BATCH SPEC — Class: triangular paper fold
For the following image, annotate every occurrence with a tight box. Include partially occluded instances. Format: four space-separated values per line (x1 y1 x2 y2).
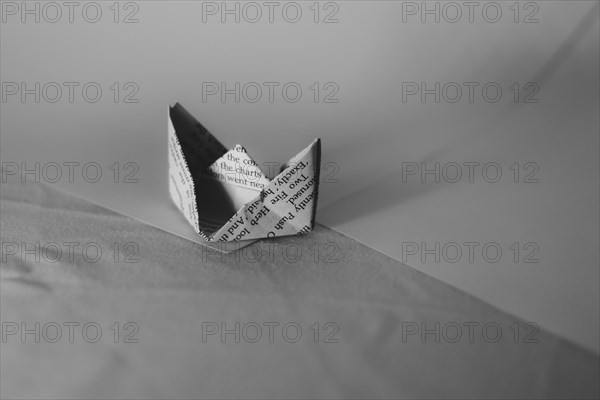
168 103 321 242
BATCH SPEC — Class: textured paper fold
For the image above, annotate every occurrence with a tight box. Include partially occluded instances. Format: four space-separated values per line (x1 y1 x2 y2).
168 103 321 242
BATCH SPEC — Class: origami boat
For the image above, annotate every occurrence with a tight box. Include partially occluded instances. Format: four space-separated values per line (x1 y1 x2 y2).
168 103 321 242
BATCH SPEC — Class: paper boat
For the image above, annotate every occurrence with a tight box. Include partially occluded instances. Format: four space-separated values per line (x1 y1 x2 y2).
168 103 321 242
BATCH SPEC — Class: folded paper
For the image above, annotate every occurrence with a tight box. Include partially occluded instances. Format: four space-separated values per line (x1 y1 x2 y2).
168 103 321 242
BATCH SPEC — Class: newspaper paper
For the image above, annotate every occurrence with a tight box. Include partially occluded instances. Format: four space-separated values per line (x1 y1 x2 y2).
168 103 321 246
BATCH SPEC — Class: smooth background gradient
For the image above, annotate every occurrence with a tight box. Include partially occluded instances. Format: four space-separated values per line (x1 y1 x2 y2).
1 1 599 352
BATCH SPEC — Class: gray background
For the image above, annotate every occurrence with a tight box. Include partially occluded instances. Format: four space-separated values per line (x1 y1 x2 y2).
1 0 599 354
